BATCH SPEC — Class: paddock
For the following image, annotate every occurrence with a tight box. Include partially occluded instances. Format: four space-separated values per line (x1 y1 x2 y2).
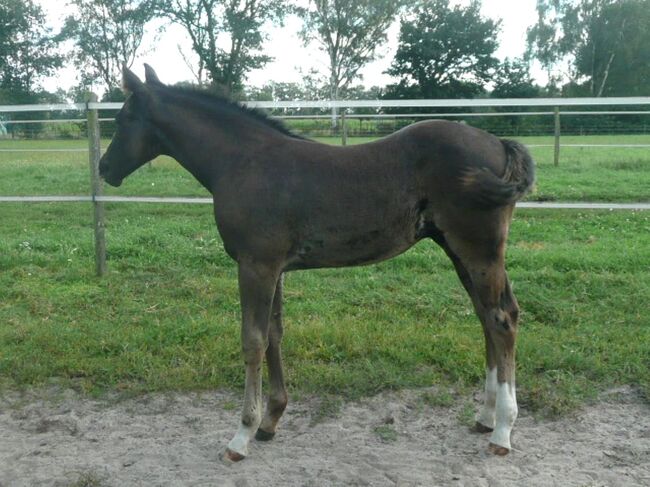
0 99 649 484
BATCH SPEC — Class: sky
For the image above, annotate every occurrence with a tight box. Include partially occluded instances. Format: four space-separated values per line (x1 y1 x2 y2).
38 0 544 95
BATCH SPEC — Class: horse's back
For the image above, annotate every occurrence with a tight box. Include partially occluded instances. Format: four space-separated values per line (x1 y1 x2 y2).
213 120 533 268
395 120 507 177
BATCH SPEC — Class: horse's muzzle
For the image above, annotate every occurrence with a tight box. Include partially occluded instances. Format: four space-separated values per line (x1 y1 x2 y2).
99 160 122 187
102 173 123 187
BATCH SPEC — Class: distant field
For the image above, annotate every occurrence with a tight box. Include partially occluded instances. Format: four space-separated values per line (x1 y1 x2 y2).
0 134 648 416
1 134 649 202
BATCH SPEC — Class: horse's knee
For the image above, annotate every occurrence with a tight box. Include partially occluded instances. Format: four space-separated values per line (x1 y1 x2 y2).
241 333 267 364
269 316 284 343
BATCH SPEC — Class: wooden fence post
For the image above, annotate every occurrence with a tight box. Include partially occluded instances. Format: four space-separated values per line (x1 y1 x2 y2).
341 109 348 146
86 93 107 276
554 106 561 166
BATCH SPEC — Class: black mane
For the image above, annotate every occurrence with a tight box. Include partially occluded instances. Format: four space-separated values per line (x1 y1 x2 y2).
160 84 305 140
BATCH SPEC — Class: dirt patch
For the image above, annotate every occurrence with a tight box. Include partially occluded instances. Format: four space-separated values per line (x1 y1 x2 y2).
1 386 648 486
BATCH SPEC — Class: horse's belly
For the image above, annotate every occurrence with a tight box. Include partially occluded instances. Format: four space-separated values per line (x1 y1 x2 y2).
288 227 417 270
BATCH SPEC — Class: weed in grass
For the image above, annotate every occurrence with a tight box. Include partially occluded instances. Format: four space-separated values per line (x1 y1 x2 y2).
421 390 455 408
66 471 107 487
310 395 344 426
373 424 398 442
457 401 476 427
222 400 238 411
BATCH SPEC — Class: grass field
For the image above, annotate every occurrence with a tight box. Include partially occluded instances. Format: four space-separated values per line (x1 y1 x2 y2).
0 134 649 416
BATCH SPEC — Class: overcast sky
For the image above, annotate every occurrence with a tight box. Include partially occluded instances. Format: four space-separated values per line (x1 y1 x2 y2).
38 0 544 94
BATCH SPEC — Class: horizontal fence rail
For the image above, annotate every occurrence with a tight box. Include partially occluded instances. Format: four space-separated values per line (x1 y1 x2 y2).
1 96 648 275
1 195 648 210
2 97 650 113
4 110 650 123
5 144 650 152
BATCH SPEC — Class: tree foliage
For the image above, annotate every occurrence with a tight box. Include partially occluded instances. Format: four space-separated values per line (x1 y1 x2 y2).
527 0 650 96
299 0 408 102
156 0 288 95
0 0 62 103
491 58 539 99
60 0 155 95
385 0 500 99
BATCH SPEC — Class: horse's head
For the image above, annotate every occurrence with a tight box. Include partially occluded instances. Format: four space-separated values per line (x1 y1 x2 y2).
99 65 164 187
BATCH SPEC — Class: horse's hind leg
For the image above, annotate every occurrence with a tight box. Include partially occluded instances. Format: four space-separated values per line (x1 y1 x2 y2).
442 230 519 454
476 269 518 455
435 236 498 434
225 261 280 462
256 274 288 441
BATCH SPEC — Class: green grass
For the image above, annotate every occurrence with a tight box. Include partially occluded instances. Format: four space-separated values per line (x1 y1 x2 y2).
0 135 649 417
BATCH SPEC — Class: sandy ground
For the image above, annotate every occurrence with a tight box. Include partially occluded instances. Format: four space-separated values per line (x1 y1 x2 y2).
0 385 648 487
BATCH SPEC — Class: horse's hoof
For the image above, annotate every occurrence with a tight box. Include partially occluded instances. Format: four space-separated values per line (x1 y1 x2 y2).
488 442 510 456
223 448 246 463
472 421 494 433
255 428 276 442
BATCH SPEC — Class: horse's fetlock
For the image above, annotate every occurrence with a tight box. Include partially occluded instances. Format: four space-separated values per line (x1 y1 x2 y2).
269 392 288 416
242 405 262 427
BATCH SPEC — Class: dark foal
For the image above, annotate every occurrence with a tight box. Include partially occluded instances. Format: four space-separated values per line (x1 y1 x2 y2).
99 65 535 461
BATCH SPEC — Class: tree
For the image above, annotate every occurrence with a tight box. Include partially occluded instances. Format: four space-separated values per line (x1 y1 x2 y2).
385 0 500 99
527 0 650 96
489 58 541 137
60 0 155 96
299 0 408 125
0 0 62 104
156 0 288 96
491 58 539 99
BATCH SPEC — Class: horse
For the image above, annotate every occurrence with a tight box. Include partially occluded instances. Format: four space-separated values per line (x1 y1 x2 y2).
99 65 535 462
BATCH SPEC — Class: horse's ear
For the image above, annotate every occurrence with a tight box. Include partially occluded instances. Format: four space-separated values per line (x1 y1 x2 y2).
144 63 162 85
122 65 146 96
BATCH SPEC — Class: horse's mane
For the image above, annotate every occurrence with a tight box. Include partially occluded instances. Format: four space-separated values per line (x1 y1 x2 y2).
160 84 306 140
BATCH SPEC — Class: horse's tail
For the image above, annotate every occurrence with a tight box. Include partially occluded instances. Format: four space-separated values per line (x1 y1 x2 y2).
460 139 535 208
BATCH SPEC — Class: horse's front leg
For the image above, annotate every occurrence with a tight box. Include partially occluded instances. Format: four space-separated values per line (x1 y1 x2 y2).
256 274 288 441
224 261 280 462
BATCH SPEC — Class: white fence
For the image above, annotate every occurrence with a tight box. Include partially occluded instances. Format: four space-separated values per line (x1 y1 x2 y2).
1 97 649 275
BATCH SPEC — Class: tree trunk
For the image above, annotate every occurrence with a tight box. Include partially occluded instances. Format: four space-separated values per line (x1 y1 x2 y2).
596 52 615 97
330 75 339 129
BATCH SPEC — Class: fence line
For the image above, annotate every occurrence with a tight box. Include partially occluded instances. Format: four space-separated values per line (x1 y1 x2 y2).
247 97 650 109
2 96 650 114
0 148 89 152
2 96 649 275
4 111 650 124
7 96 650 112
1 195 648 210
4 144 650 153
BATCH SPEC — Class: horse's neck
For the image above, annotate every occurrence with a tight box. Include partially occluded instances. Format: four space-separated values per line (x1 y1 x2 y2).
158 103 274 193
